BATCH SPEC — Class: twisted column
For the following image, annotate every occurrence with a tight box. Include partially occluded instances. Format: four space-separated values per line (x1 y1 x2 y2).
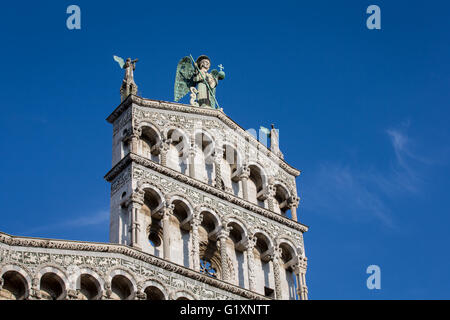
245 236 257 292
162 202 174 261
218 227 231 282
270 248 283 300
214 147 224 189
190 213 203 272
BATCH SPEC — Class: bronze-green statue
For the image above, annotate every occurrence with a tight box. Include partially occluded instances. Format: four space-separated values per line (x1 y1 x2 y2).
174 55 225 109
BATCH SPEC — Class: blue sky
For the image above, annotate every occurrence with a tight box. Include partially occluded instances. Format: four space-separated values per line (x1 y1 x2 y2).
0 1 449 299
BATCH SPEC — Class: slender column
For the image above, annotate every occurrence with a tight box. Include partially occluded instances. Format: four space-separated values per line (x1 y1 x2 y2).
128 125 142 155
245 236 257 292
188 145 196 178
239 165 250 201
266 184 276 212
162 202 174 261
214 147 224 189
293 257 308 300
190 213 203 272
288 196 300 222
218 227 231 282
159 139 171 166
130 134 140 154
271 248 283 300
126 191 144 249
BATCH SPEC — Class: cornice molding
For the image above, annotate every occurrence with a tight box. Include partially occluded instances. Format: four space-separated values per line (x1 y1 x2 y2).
0 232 268 300
104 153 309 233
106 95 301 177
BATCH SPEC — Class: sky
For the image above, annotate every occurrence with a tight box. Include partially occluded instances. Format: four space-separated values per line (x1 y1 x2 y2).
0 0 449 299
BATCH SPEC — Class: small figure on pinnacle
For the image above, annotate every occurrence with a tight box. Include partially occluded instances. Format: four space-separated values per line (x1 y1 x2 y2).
114 56 139 102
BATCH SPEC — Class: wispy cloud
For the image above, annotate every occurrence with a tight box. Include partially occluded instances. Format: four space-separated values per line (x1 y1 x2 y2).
303 123 434 229
24 210 109 235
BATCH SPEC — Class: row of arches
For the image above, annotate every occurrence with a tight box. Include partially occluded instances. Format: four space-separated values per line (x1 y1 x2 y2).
123 123 297 218
122 183 303 299
0 265 193 300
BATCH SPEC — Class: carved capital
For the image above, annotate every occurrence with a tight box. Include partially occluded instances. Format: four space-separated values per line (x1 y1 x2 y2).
268 247 282 262
244 235 257 250
103 282 112 300
124 190 144 209
136 290 147 300
214 146 224 162
190 213 203 228
67 289 80 300
162 202 175 218
288 196 300 209
218 226 232 240
239 165 250 180
161 138 172 152
292 256 308 274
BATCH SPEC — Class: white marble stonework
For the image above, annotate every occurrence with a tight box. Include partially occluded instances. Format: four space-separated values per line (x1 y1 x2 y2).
0 94 309 300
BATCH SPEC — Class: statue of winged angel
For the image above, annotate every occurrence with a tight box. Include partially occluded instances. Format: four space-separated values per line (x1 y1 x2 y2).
114 55 139 102
174 55 225 109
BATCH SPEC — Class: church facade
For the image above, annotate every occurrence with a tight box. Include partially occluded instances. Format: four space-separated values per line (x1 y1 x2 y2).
0 65 309 300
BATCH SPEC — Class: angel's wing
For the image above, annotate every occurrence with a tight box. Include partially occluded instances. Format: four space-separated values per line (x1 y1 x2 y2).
113 55 125 69
174 56 195 102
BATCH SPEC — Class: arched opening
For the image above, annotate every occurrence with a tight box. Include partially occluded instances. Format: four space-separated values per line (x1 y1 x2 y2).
144 286 165 300
110 275 133 300
222 145 241 196
40 272 65 300
279 243 297 300
274 184 290 216
79 274 101 300
140 126 161 163
121 129 130 158
170 199 192 267
227 221 247 288
199 211 222 279
141 187 164 256
176 296 190 300
248 165 266 207
0 271 28 300
194 131 215 184
166 128 188 174
253 233 274 297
